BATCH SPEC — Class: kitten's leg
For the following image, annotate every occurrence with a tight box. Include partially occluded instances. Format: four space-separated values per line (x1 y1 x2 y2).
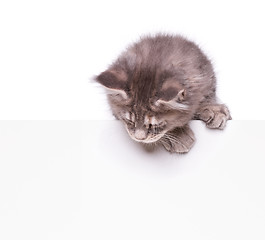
160 125 195 153
194 103 232 130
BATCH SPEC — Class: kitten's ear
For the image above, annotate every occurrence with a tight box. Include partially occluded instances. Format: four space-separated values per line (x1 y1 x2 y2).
155 79 188 110
155 89 188 110
95 69 128 99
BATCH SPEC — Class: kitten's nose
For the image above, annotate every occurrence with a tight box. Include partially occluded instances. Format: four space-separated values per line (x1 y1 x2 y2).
134 129 146 140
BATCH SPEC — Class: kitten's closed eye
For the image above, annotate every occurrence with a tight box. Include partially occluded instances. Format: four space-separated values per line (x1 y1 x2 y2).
123 112 135 125
125 119 135 128
147 122 166 134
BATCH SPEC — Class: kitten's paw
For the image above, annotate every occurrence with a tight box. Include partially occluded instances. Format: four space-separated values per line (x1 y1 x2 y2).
161 125 195 153
198 104 231 130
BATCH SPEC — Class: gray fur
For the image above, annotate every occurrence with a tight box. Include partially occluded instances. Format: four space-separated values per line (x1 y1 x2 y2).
95 34 231 153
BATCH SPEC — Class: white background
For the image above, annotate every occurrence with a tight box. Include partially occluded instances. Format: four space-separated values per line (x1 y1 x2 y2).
0 0 265 120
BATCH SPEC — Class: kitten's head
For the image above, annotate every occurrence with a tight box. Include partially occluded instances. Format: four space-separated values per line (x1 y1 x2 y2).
95 68 191 144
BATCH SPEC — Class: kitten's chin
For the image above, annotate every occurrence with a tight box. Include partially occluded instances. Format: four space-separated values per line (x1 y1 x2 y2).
139 136 163 144
126 130 164 144
131 136 163 144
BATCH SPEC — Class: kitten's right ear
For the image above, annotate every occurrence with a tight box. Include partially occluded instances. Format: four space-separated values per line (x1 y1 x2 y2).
95 70 128 99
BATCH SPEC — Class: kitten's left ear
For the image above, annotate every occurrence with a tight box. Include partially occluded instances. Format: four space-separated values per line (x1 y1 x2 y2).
95 69 128 99
155 89 188 110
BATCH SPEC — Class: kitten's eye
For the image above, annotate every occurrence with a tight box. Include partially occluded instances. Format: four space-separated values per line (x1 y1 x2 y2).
159 121 166 128
124 112 135 126
128 120 134 125
125 119 135 127
147 122 166 133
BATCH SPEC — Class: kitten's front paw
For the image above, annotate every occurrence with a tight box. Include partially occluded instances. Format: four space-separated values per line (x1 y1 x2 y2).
161 125 195 153
198 104 231 130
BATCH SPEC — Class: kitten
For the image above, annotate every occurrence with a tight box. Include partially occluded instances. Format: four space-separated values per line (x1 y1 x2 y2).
95 34 231 153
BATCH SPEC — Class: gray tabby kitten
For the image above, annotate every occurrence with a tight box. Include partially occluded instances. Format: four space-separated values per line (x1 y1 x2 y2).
95 34 231 153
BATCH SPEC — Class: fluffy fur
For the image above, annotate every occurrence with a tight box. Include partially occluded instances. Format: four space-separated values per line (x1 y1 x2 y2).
95 34 231 153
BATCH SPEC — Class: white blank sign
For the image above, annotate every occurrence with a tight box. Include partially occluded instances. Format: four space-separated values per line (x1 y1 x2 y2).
0 120 264 240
